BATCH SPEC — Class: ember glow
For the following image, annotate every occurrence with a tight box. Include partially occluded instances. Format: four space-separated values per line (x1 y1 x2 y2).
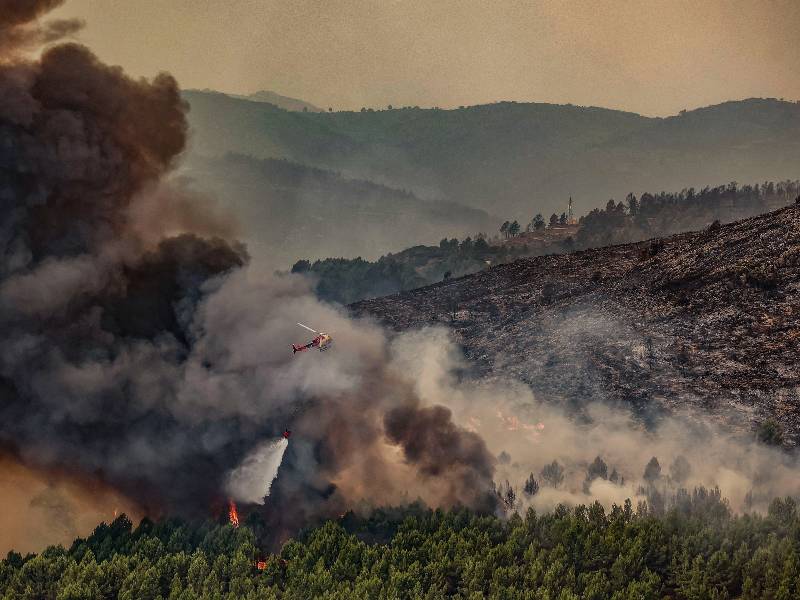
496 410 545 438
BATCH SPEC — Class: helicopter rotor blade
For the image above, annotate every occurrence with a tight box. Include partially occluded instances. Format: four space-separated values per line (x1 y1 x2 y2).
297 322 318 334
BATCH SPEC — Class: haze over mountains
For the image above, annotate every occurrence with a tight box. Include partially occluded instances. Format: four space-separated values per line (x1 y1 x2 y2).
183 90 800 253
183 153 492 267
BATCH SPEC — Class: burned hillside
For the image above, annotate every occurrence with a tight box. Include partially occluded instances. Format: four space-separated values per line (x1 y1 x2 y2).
352 204 800 445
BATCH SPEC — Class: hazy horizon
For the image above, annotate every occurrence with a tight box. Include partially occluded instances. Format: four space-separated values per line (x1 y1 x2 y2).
52 0 800 117
192 87 796 117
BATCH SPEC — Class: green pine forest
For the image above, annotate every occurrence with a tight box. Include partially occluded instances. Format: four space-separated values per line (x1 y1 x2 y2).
3 490 799 599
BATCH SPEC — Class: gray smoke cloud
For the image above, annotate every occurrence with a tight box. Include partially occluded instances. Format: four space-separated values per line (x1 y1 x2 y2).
182 267 497 532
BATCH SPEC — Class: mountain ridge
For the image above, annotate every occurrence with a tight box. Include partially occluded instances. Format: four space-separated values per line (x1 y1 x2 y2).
188 88 323 112
182 90 800 218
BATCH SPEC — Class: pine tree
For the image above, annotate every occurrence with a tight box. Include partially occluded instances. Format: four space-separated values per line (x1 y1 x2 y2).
587 456 608 481
643 457 661 483
523 474 540 497
669 455 691 485
541 461 565 488
187 552 209 594
168 573 184 600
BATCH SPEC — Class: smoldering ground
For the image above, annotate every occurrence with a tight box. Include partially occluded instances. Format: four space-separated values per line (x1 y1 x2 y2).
390 328 800 516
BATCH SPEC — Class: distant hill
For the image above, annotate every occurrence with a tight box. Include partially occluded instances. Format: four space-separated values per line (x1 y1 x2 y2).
234 89 323 112
181 153 495 268
188 89 322 112
182 91 800 218
353 204 800 445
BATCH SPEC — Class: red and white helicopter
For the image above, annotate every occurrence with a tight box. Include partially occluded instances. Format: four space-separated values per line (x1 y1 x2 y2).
292 323 333 354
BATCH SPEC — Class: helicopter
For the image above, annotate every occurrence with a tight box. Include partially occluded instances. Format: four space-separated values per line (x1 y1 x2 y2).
292 323 333 354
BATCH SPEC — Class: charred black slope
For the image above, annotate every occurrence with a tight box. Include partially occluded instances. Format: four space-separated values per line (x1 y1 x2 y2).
353 205 800 444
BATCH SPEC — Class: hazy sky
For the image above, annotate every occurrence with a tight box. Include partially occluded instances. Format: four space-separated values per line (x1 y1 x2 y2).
52 0 800 116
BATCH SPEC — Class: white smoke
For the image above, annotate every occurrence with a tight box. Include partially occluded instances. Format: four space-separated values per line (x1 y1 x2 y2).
387 327 800 515
225 437 289 504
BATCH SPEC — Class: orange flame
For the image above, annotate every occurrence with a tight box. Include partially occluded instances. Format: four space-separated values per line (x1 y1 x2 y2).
228 499 240 528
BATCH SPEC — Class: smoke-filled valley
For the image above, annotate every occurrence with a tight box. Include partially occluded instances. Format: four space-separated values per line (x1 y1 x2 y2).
2 1 800 598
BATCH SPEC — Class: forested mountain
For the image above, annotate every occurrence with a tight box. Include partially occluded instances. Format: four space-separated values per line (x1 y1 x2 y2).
289 237 518 305
183 90 800 218
181 153 494 267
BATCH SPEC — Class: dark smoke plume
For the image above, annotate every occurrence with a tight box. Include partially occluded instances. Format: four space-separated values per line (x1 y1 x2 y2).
0 0 247 515
0 0 82 55
385 404 495 509
0 0 497 544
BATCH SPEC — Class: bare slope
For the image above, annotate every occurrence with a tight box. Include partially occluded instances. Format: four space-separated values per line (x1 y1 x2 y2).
352 205 800 444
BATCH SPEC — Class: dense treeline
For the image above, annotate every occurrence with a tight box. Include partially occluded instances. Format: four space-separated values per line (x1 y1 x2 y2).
3 491 799 599
291 256 425 305
293 179 799 305
576 180 799 249
291 237 524 305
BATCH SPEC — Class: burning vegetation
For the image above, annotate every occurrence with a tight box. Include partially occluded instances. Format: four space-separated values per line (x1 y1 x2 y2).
0 0 499 548
228 499 240 529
